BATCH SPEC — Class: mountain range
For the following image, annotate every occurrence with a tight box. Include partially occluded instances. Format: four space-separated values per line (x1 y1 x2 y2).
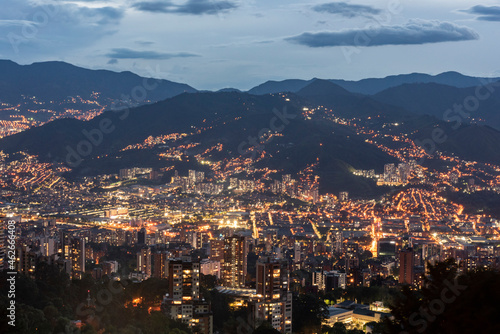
0 60 196 104
248 72 500 96
1 60 500 196
2 60 499 103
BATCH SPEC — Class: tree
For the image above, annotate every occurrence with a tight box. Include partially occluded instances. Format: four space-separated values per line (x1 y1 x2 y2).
206 289 231 332
379 259 500 334
253 321 281 334
293 293 328 334
323 322 347 334
347 329 364 334
200 273 217 290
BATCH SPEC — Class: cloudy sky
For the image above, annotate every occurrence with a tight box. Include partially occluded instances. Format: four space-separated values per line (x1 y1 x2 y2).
0 0 499 90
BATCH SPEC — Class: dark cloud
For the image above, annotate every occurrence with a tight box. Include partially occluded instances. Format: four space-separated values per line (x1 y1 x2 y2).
107 58 118 64
285 20 479 47
0 0 125 56
106 48 199 59
462 5 500 21
132 0 238 15
0 1 124 26
133 1 170 13
80 6 124 24
313 2 381 18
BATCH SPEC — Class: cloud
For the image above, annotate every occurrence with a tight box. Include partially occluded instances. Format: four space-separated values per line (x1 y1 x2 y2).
0 20 38 27
313 2 381 18
107 58 118 64
0 1 125 55
80 6 124 24
462 5 500 22
285 20 479 47
132 1 171 13
132 0 238 15
135 40 155 46
106 48 199 59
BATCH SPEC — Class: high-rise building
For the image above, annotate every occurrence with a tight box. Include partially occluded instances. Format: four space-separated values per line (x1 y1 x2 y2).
253 257 292 334
102 261 119 276
312 270 325 290
164 259 213 334
209 239 224 263
137 246 152 277
332 231 343 253
59 231 85 278
16 245 38 278
339 191 349 202
378 238 397 258
189 170 197 184
71 237 86 278
60 230 72 259
324 270 347 291
196 171 205 183
192 232 208 250
256 259 283 300
399 248 414 285
398 163 411 183
40 237 56 257
153 251 168 278
345 242 359 272
200 259 221 279
222 235 248 288
137 227 146 245
167 259 200 302
384 163 396 182
293 242 301 265
119 168 134 179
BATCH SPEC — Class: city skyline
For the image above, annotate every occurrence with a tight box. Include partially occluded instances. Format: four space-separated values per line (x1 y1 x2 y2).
1 1 500 333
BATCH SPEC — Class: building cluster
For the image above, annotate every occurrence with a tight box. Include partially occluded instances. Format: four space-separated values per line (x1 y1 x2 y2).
3 191 500 333
377 162 416 186
270 174 320 203
2 131 500 334
162 259 213 334
119 167 155 180
168 170 320 201
133 232 293 334
229 177 256 193
2 217 91 279
352 169 376 179
0 93 111 138
172 170 226 195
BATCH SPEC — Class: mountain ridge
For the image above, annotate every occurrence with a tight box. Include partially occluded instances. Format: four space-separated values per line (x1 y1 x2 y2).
0 59 197 104
373 81 500 130
247 72 500 96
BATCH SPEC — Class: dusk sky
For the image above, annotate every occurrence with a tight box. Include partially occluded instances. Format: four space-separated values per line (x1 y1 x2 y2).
1 0 499 90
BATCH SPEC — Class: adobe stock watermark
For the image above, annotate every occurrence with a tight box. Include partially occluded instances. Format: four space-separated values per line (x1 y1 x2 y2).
415 74 500 165
400 276 467 334
237 107 297 159
65 66 165 168
6 219 18 327
7 4 59 54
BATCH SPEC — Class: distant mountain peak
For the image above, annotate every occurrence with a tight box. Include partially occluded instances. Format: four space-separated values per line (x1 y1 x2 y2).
297 79 351 96
247 79 314 95
217 88 242 93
